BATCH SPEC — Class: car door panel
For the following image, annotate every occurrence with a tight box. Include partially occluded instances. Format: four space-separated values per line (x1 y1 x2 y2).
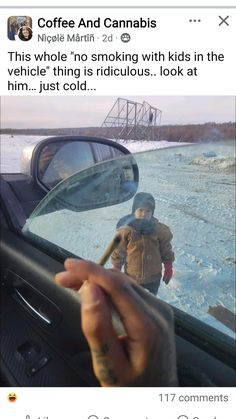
176 335 236 387
1 174 46 222
0 227 99 387
1 292 92 387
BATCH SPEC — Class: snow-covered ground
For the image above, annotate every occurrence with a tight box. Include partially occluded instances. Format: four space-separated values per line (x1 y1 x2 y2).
0 135 44 173
0 135 188 173
1 135 235 338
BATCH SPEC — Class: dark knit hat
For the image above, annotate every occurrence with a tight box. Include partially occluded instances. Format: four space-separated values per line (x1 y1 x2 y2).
132 192 155 214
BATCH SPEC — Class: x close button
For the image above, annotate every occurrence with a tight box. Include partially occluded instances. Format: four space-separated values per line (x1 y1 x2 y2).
219 16 229 26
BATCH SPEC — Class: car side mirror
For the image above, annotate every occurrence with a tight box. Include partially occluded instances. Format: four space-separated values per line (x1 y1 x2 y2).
26 154 139 217
21 136 138 192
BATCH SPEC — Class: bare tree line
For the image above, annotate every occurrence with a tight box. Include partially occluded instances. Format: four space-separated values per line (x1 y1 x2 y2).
1 122 235 142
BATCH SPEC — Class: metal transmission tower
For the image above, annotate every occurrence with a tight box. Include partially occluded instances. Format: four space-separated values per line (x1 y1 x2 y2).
101 98 162 141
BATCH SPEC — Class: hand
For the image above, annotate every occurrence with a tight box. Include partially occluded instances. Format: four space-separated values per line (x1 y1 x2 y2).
55 259 178 387
163 261 173 284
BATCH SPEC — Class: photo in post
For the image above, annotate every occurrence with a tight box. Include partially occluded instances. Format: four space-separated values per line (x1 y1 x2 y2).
1 95 235 389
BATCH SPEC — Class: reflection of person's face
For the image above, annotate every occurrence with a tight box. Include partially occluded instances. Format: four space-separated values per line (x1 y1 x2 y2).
22 27 30 39
39 146 56 176
134 207 152 220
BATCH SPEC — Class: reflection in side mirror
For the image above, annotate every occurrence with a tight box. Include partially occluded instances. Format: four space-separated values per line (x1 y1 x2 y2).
28 155 139 218
33 136 133 191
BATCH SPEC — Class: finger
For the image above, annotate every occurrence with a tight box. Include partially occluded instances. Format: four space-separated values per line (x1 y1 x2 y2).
59 259 176 386
60 259 173 332
58 259 168 314
56 267 134 385
55 271 83 290
64 259 156 338
80 281 131 386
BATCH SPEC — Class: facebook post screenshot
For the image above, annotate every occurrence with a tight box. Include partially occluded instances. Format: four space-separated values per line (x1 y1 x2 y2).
0 0 235 418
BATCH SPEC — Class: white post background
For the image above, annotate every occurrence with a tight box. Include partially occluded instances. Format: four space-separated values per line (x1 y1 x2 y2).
1 8 235 96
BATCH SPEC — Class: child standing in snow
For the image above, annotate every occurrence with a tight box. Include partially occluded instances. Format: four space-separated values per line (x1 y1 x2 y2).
111 192 174 295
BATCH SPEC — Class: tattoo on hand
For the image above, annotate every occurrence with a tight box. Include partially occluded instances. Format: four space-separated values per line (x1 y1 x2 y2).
92 344 119 385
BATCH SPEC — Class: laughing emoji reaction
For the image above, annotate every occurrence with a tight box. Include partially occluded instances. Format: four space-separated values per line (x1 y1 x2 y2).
8 393 17 402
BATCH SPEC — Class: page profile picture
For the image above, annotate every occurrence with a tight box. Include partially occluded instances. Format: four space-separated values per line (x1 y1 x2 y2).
8 16 32 41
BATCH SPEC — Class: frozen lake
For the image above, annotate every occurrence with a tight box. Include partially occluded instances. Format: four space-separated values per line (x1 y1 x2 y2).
1 135 235 338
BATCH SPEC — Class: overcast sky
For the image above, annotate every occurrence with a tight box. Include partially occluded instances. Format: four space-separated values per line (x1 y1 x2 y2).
1 96 235 129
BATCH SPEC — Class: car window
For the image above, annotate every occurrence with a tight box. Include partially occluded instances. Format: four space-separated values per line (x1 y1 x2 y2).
23 143 236 339
92 142 124 161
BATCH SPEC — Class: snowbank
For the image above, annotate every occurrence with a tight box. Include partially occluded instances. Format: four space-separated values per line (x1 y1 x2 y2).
191 156 235 171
